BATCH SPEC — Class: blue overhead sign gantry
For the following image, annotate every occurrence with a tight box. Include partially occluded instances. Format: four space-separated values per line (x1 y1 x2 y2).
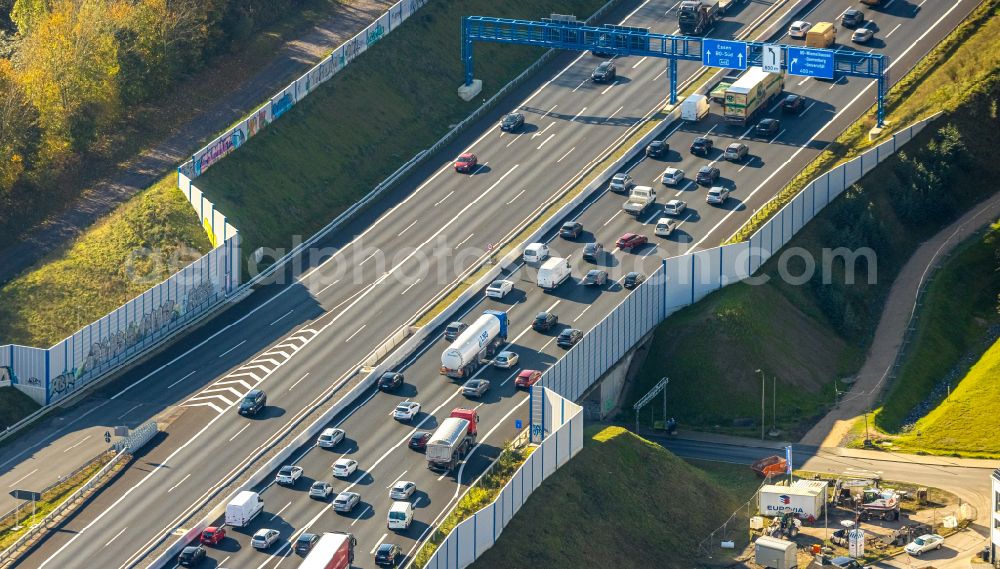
461 16 891 126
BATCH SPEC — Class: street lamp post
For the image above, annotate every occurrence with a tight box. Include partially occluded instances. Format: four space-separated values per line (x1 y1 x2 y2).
756 369 765 440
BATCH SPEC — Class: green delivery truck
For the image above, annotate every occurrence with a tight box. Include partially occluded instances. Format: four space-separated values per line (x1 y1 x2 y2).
723 67 785 126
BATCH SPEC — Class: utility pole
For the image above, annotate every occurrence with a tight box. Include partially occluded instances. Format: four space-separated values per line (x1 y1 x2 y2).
772 374 777 434
757 369 765 440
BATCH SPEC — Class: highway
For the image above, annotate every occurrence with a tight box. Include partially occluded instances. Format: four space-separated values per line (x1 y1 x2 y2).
18 0 983 567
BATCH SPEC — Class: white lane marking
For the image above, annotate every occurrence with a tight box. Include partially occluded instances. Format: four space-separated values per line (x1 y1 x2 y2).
220 557 231 567
577 306 592 320
883 0 895 7
505 133 523 148
104 527 127 548
601 81 618 95
603 209 623 227
345 325 367 343
184 401 224 414
652 67 667 81
270 501 291 521
433 190 454 207
797 76 809 87
228 424 251 442
738 156 757 172
437 471 448 482
360 251 378 265
537 133 555 150
200 386 243 399
531 122 553 139
801 101 816 116
604 105 624 123
632 56 647 69
400 278 421 295
8 468 38 487
470 161 489 175
570 107 588 122
218 340 246 358
288 372 310 391
768 97 784 113
499 369 521 387
642 207 661 225
456 233 474 248
317 279 340 294
675 180 694 197
350 505 371 526
571 78 588 92
829 76 844 90
557 147 576 163
166 371 196 389
63 436 92 453
396 219 419 237
770 129 786 143
386 471 408 489
545 104 558 116
370 533 388 555
166 473 190 494
916 0 929 8
541 338 556 351
506 189 526 204
116 404 141 420
269 309 293 326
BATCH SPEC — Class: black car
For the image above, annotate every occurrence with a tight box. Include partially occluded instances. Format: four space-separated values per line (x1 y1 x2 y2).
375 543 402 567
532 311 558 332
591 60 616 83
755 118 780 138
623 272 646 289
582 242 604 262
238 389 266 417
377 371 404 392
591 49 615 58
646 139 669 158
409 431 431 450
178 545 206 567
560 221 583 239
556 328 583 348
841 8 864 28
444 321 467 341
295 533 319 555
690 137 713 155
696 166 720 186
500 112 525 132
782 94 804 113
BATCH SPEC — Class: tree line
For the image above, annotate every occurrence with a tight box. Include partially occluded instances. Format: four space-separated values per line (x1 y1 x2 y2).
0 0 307 247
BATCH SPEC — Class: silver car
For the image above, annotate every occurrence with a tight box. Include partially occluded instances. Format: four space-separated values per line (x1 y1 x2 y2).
609 173 634 193
309 481 333 499
661 167 684 186
462 379 490 398
389 480 416 501
706 186 730 205
333 491 361 513
317 427 345 448
251 528 279 550
493 351 519 369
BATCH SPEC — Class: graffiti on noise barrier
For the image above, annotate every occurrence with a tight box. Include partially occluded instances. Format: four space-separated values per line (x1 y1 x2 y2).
366 22 385 48
193 127 247 177
0 366 41 390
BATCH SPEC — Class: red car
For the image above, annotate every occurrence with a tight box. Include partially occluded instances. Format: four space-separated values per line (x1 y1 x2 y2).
616 233 648 250
200 526 226 546
514 370 542 389
454 152 478 173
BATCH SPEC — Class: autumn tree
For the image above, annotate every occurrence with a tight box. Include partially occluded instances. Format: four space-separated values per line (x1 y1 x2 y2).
0 58 39 194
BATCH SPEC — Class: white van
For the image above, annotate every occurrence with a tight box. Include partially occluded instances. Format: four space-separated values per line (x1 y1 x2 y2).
680 93 710 122
387 501 413 530
536 257 571 290
225 490 264 527
523 243 549 264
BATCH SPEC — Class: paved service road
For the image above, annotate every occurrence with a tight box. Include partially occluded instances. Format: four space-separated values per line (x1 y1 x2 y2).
19 0 982 567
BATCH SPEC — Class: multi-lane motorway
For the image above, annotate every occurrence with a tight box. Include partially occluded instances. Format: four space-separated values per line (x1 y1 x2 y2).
18 0 982 567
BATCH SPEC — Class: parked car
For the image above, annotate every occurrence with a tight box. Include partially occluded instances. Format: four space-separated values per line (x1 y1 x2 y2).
788 20 812 39
706 186 731 205
309 481 333 499
557 328 583 348
841 8 864 28
444 322 467 341
646 139 668 157
493 350 519 369
462 379 491 398
374 543 403 567
560 221 583 239
251 528 280 550
238 389 266 417
393 401 421 422
582 269 608 286
485 279 514 299
317 427 345 448
500 112 524 132
332 458 359 478
609 173 634 193
515 369 542 389
623 272 646 289
390 481 416 501
616 232 648 251
333 491 361 514
905 534 945 556
782 93 805 113
591 60 616 82
662 199 687 216
661 167 684 186
275 465 303 486
829 556 873 569
696 165 720 186
532 311 558 331
294 533 319 555
582 242 604 262
178 545 206 567
724 142 749 162
852 27 874 43
408 431 431 451
200 526 225 546
454 152 477 173
377 371 403 392
690 137 713 155
755 118 780 138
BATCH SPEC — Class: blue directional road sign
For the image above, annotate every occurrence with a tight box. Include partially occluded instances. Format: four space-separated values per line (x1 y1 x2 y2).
515 419 523 429
702 39 748 71
787 46 835 79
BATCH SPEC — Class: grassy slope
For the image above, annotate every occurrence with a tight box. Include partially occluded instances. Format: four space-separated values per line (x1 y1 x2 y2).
195 0 608 259
876 227 1000 431
470 426 743 569
0 177 211 347
626 68 1000 438
0 387 40 428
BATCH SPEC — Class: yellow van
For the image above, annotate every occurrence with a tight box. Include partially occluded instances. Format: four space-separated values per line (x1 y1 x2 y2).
805 22 836 48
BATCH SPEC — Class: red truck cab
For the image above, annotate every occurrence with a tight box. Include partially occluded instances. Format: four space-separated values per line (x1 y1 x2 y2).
450 408 479 437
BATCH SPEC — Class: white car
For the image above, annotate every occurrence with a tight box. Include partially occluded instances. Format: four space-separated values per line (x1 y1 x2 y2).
706 186 730 205
654 218 678 237
275 465 303 485
389 480 416 500
309 480 333 499
393 401 421 422
788 20 812 39
333 491 361 513
662 199 687 216
905 534 944 556
493 350 519 369
852 27 874 43
251 528 280 550
661 167 684 186
332 458 358 478
317 427 345 448
485 279 514 299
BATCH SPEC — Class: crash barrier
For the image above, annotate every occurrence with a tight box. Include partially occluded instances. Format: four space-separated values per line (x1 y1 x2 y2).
416 388 583 569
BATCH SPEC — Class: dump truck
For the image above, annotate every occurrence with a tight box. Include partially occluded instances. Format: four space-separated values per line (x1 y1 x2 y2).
622 186 657 216
751 455 787 478
677 0 719 35
426 417 475 472
440 310 508 379
724 67 784 125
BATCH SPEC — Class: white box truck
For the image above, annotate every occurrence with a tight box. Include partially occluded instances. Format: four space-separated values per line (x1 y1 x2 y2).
225 490 264 527
680 93 710 121
536 257 571 290
724 67 784 125
754 536 797 569
759 483 825 521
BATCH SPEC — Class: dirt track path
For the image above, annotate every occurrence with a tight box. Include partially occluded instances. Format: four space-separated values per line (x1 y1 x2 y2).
800 191 1000 448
